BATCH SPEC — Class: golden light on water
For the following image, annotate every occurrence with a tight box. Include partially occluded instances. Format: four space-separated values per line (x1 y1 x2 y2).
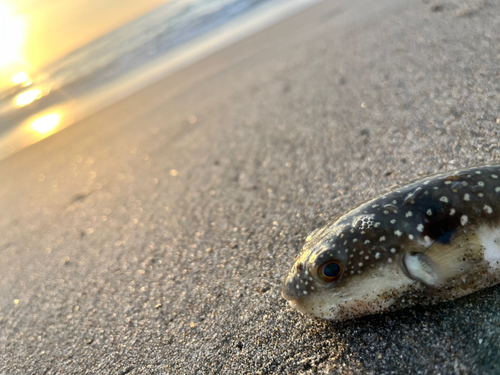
12 71 29 84
30 113 61 134
0 3 31 91
0 4 24 67
14 88 41 106
0 0 175 161
0 108 72 160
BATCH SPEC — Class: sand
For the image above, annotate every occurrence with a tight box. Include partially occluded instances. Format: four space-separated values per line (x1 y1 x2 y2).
1 0 500 373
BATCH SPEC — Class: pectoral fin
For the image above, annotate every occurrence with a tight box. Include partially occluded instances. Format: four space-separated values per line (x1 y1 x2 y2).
402 229 483 286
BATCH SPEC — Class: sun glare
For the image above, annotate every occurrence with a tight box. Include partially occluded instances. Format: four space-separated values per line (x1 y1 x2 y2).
0 4 24 67
30 113 61 134
15 88 41 106
12 71 29 84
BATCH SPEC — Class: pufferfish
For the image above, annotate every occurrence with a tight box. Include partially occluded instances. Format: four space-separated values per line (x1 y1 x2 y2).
282 165 500 321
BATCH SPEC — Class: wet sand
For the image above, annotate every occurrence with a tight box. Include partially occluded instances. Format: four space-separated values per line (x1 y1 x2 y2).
1 0 500 373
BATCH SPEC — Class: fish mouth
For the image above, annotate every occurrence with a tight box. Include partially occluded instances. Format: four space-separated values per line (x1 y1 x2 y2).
281 272 307 301
281 278 299 301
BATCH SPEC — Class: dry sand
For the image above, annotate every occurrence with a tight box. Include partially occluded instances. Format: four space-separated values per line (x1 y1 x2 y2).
1 0 500 373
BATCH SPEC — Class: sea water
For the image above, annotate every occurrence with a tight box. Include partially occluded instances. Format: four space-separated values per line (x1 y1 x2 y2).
0 0 318 159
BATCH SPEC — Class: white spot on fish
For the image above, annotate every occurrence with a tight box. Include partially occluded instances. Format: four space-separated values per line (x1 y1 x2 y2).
424 235 432 244
379 236 386 242
296 285 300 289
476 171 482 174
444 181 452 185
409 234 414 240
365 256 369 260
390 248 396 253
375 252 380 259
492 174 498 179
461 215 468 226
426 209 432 216
388 258 393 263
394 230 402 236
440 196 449 203
406 211 413 217
417 224 424 232
478 181 484 187
450 208 456 215
484 205 493 214
353 239 358 243
364 240 370 244
464 194 470 201
303 291 308 295
391 219 396 224
383 210 389 215
479 193 484 197
358 262 363 267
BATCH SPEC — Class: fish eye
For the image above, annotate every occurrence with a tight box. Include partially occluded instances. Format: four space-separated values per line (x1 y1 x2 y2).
318 260 343 282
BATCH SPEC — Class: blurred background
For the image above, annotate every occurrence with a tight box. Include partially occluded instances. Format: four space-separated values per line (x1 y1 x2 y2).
0 0 314 159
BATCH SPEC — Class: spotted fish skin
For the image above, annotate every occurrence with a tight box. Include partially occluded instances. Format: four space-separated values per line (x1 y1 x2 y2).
282 165 500 321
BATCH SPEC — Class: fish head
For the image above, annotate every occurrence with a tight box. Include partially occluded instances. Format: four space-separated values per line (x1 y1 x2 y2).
282 216 418 321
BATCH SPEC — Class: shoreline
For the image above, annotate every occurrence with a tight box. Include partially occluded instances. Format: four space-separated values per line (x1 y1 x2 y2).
0 0 319 161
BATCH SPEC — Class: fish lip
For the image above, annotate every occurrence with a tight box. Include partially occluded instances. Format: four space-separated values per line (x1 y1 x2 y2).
281 278 298 301
281 287 292 301
281 272 305 301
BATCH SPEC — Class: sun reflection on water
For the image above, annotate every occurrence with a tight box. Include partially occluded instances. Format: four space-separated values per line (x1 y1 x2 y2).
30 113 61 134
0 4 26 87
12 71 30 85
14 88 41 106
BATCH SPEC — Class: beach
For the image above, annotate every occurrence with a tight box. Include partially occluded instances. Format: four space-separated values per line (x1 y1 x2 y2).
1 0 500 373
